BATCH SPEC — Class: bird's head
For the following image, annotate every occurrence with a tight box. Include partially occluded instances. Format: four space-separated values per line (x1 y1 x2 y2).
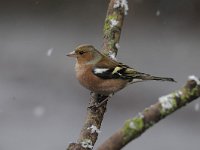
67 44 101 64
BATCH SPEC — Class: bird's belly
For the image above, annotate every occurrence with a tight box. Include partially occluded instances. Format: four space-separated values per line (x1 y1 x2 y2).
76 68 127 95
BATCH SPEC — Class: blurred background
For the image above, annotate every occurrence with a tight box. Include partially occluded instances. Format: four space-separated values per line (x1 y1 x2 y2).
0 0 200 150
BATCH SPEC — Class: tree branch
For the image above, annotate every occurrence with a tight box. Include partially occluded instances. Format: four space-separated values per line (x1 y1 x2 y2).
67 0 127 149
97 76 200 150
102 0 126 56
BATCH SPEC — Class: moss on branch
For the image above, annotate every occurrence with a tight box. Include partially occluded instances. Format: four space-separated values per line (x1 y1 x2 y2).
97 76 200 150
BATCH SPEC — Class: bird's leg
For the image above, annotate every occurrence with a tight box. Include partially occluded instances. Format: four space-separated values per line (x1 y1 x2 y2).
88 92 97 108
90 91 94 96
88 93 113 110
94 95 110 108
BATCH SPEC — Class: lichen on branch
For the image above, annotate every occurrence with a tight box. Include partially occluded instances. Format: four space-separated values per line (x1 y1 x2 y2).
102 0 128 57
97 76 200 150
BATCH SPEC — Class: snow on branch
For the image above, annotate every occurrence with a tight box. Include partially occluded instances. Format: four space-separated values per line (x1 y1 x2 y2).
97 76 200 150
113 0 129 15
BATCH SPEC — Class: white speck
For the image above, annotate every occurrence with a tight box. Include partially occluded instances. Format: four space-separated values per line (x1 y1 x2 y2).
81 139 93 149
159 94 174 111
109 52 117 60
188 75 200 85
138 112 144 118
150 105 154 108
110 19 119 28
121 0 129 15
87 125 101 134
94 68 109 74
175 90 183 97
115 43 120 49
33 106 45 117
46 48 54 56
178 90 183 95
194 103 199 112
113 0 129 15
113 0 120 8
156 10 160 16
129 121 136 129
131 79 143 83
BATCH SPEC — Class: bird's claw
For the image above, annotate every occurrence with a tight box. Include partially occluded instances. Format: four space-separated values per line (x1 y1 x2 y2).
88 93 113 110
88 98 109 110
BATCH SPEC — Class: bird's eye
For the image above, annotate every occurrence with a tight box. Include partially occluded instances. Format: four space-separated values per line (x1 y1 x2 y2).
79 51 85 55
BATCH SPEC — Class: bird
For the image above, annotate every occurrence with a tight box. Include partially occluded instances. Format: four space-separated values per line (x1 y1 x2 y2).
67 44 175 107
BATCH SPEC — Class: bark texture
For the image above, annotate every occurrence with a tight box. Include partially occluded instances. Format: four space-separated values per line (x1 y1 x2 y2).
97 77 200 150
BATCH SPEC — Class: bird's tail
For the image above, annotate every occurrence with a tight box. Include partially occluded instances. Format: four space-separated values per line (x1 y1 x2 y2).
130 72 176 83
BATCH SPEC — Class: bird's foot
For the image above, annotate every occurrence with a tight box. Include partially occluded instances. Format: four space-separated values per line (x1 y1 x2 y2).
88 93 113 110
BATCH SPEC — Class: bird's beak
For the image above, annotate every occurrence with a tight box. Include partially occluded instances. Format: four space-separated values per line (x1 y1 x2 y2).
66 51 76 57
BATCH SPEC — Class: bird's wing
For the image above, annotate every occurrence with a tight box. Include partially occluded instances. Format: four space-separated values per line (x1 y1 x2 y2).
92 62 139 81
92 54 176 83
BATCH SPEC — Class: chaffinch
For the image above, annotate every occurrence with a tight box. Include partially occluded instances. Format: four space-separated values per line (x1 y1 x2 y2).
67 44 175 96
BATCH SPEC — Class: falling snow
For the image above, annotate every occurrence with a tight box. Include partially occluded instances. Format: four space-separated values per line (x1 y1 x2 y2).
194 103 199 112
156 10 160 16
46 48 54 56
33 106 45 117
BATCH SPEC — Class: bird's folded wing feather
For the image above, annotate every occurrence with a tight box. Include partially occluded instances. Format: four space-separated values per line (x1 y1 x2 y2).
92 62 139 80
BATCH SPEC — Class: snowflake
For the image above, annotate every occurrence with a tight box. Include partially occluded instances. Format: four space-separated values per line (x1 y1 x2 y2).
194 103 199 112
33 106 45 118
156 10 160 16
46 48 54 56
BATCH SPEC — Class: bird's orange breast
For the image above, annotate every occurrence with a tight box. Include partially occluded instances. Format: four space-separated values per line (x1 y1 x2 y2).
75 63 128 95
